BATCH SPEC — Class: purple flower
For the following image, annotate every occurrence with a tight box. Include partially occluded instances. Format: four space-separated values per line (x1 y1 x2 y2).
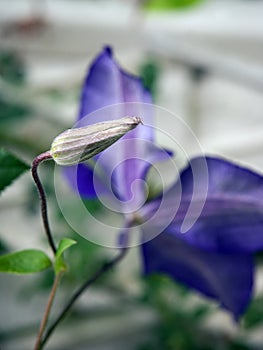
66 47 263 320
64 47 168 208
141 157 263 319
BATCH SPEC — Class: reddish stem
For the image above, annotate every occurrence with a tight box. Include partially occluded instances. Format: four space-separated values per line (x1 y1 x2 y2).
31 151 56 255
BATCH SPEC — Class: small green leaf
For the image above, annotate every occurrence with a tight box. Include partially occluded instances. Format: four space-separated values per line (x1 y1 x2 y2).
0 249 52 274
144 0 204 10
55 238 77 274
0 148 30 193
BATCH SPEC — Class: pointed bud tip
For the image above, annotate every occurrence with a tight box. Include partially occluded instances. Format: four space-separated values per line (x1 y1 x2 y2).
131 116 143 125
121 116 143 126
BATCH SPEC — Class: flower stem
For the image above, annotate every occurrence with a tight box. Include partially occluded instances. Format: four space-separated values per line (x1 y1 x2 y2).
40 247 128 349
34 272 62 350
31 151 57 255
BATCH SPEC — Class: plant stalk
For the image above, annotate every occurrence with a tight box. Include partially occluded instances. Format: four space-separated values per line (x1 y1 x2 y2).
31 151 56 254
40 248 128 349
34 272 62 350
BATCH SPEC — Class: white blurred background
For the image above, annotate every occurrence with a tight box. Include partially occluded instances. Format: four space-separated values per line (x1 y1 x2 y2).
0 1 263 349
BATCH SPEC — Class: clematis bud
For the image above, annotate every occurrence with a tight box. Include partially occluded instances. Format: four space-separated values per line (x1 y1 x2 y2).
50 116 142 166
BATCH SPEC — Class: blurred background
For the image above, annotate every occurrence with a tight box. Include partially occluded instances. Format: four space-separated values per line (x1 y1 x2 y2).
0 0 263 349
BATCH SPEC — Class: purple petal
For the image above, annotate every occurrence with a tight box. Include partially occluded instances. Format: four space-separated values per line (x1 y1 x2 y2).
142 231 253 319
100 139 172 210
66 47 169 203
180 156 263 198
78 47 152 127
173 201 263 253
63 163 108 198
141 156 263 253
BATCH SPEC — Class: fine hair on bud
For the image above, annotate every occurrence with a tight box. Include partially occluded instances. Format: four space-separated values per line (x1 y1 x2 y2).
50 116 142 166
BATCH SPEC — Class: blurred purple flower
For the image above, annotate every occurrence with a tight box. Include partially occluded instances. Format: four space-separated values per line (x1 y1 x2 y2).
64 46 168 208
141 157 263 319
65 47 263 320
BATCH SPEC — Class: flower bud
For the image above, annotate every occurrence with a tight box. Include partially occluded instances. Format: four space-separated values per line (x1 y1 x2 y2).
50 116 142 166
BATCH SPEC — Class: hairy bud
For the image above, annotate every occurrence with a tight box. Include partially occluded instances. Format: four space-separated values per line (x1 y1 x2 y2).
50 116 142 166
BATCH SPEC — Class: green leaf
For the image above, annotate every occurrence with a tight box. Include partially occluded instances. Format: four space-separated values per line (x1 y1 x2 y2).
0 249 52 274
144 0 204 10
0 50 26 84
0 148 30 193
139 60 160 100
0 97 30 125
243 295 263 329
55 238 77 274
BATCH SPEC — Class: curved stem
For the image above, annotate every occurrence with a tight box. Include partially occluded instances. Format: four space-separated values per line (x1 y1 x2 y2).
34 272 62 350
31 151 57 255
40 247 128 349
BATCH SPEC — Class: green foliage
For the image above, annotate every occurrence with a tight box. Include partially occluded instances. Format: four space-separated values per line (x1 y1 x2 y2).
0 239 9 254
142 274 209 349
82 198 103 215
144 0 205 10
139 60 160 100
242 295 263 329
141 274 254 350
0 50 30 127
0 249 52 274
60 232 107 286
0 50 25 85
0 148 30 193
54 238 77 274
30 233 107 295
0 97 30 125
